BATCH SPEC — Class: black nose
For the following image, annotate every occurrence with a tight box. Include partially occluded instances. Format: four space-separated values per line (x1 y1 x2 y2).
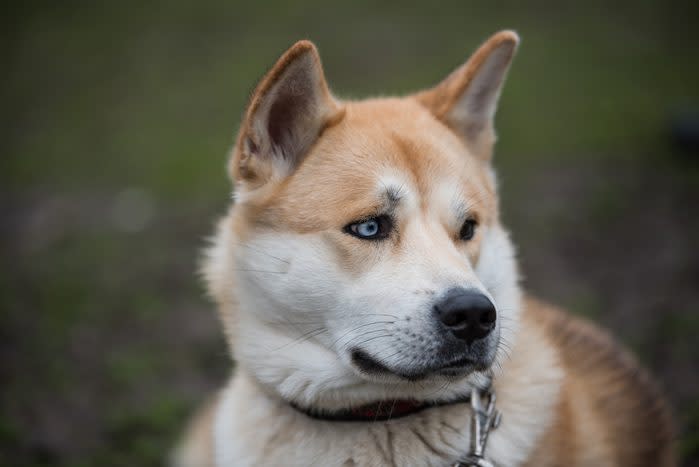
433 288 496 344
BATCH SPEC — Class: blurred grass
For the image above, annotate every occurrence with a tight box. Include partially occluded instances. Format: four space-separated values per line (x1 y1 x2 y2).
4 0 699 197
2 1 698 466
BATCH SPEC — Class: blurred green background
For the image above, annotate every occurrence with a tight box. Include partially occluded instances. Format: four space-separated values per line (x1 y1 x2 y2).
2 1 698 465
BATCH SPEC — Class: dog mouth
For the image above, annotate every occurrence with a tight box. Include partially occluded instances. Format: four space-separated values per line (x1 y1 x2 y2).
350 348 484 381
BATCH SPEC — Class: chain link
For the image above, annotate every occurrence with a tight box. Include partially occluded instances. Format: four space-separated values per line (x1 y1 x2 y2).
452 383 501 467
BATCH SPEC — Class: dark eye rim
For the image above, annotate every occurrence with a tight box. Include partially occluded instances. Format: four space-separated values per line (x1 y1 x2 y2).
344 215 393 240
459 218 478 241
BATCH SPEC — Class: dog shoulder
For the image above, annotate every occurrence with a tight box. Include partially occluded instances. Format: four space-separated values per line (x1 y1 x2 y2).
522 296 676 466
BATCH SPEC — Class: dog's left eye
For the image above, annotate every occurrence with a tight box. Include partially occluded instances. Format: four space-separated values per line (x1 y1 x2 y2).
460 219 478 241
345 216 392 240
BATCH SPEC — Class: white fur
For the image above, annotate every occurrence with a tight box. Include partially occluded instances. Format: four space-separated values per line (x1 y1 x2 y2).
223 179 520 402
204 205 559 465
212 303 562 466
199 149 554 465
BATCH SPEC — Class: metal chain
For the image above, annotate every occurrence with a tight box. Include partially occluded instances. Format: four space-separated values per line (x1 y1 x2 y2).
452 383 501 467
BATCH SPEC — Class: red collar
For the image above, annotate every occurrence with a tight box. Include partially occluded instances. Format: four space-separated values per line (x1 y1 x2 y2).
291 395 472 422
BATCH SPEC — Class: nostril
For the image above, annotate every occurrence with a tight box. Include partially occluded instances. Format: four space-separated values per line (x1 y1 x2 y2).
480 307 496 325
439 309 467 327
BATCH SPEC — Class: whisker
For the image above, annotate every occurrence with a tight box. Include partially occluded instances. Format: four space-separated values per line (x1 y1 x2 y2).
269 327 328 352
342 333 393 350
231 268 288 274
331 321 395 348
260 313 399 326
235 242 290 264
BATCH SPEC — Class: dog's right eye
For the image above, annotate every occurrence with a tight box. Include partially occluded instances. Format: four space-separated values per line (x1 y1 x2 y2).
344 215 392 240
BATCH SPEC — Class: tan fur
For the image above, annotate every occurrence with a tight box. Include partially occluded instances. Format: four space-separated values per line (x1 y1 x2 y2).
231 40 343 189
176 31 676 466
523 298 676 466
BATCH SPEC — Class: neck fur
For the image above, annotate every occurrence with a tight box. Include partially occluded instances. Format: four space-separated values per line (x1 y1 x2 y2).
214 310 563 467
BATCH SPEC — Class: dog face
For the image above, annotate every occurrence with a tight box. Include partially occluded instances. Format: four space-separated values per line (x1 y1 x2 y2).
205 32 521 409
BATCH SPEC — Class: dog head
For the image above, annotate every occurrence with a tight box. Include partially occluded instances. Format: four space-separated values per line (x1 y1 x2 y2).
204 31 521 410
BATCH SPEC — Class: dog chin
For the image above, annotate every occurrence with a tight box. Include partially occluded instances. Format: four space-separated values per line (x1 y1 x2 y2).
268 369 488 413
349 348 495 383
239 335 496 412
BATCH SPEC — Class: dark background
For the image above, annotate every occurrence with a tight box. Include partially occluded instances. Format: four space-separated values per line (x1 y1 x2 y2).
2 1 698 465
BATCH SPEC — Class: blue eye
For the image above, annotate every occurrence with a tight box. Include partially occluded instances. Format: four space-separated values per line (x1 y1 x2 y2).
356 220 379 236
345 216 392 240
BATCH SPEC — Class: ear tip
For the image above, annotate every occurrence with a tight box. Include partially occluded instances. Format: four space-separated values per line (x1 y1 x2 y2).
288 39 320 59
493 30 520 49
269 40 322 76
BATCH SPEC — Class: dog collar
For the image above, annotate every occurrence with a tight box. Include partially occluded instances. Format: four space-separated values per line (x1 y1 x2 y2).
290 382 501 467
291 395 472 422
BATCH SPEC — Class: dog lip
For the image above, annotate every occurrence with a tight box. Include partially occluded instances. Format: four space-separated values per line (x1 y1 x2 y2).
438 356 475 370
350 349 477 381
351 349 394 375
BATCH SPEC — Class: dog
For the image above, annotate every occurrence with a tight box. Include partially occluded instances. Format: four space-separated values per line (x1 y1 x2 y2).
173 31 675 466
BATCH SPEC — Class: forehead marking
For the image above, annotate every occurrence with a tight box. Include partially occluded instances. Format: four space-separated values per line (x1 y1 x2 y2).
376 173 416 214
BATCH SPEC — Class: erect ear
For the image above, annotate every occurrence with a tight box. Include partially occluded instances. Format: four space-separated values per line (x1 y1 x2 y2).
231 40 341 189
416 30 519 161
